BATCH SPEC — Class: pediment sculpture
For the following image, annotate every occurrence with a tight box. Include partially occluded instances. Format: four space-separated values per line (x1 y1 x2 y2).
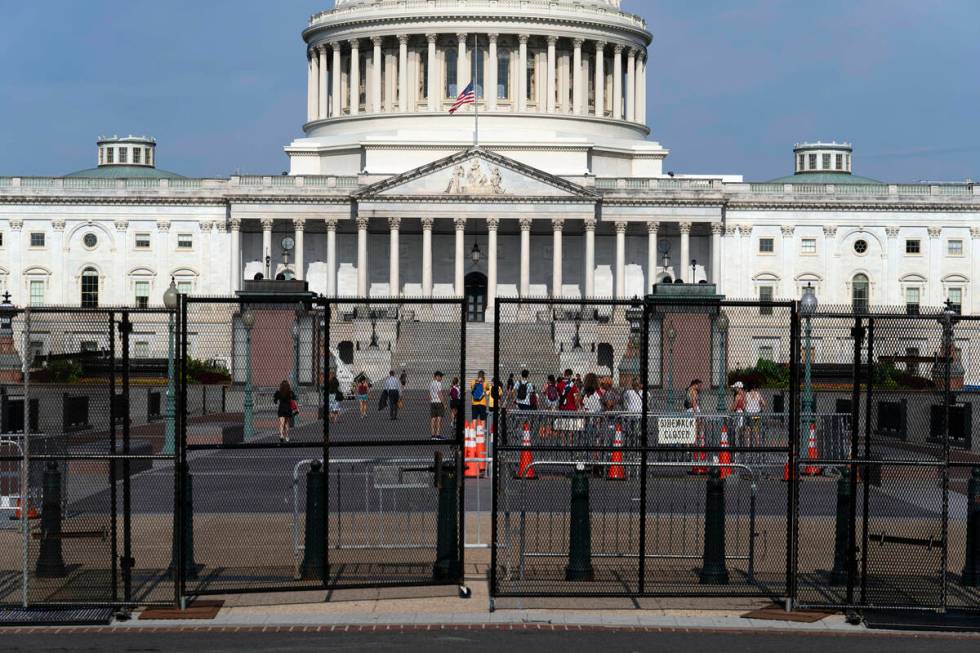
445 160 505 195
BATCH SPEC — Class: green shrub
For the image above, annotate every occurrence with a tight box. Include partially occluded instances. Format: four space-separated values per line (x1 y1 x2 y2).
185 357 231 384
34 359 83 383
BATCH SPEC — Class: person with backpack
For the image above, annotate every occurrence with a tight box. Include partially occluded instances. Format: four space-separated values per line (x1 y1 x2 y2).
449 377 462 425
515 369 535 411
470 370 490 423
542 374 560 410
554 368 582 445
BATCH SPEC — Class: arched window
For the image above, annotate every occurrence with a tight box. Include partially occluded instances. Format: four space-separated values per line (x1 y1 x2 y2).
81 267 99 308
852 273 869 313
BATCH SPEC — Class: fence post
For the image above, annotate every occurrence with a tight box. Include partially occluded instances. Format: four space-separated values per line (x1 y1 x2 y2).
565 464 594 581
433 459 461 582
831 467 852 585
169 461 197 580
35 461 66 578
300 460 325 580
962 467 980 587
699 467 729 585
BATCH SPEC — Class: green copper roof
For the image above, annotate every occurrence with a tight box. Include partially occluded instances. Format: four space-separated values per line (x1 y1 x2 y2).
64 165 184 179
766 172 881 185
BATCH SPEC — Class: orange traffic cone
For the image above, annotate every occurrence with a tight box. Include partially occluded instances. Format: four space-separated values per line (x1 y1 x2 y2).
517 423 536 479
464 422 480 478
802 423 822 476
782 462 797 482
690 429 709 476
718 425 732 479
13 498 39 520
475 420 488 476
607 423 626 480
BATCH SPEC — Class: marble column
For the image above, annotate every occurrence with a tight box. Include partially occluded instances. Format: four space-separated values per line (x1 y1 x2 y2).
781 225 795 299
113 220 127 303
421 217 434 297
822 226 836 304
584 217 596 297
487 33 498 111
457 33 468 92
710 222 722 286
612 45 623 120
647 221 659 292
518 34 529 112
626 48 636 122
519 217 532 296
356 217 369 296
594 41 605 117
398 35 409 112
636 53 646 124
260 218 274 278
454 218 466 296
552 218 564 298
487 218 499 311
307 50 316 122
372 37 383 113
318 45 328 119
349 39 360 115
388 217 400 297
331 43 342 118
885 226 900 305
615 221 627 299
723 225 738 296
293 218 305 280
426 34 438 111
679 222 691 283
928 226 943 306
325 219 338 297
546 36 557 113
572 39 583 115
229 218 242 292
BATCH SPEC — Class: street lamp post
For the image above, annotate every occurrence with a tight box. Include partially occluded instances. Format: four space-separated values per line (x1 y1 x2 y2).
800 283 818 429
292 318 300 390
666 321 677 410
715 312 729 412
162 279 178 455
241 308 256 441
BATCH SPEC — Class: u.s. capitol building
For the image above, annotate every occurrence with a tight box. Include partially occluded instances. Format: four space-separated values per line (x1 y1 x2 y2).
1 0 977 326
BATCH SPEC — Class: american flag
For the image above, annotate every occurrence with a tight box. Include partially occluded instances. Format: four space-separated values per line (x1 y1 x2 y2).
449 82 476 114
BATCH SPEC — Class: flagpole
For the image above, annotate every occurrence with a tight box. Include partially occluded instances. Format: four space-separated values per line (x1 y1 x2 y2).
473 32 479 147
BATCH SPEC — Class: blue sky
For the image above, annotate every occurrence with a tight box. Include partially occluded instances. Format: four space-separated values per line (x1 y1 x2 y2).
1 0 977 181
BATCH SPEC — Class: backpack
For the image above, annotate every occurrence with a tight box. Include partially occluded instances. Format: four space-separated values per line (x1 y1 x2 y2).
516 381 529 401
471 382 485 402
683 397 691 410
546 384 559 403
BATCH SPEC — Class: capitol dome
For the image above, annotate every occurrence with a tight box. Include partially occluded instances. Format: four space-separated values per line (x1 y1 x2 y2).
286 0 665 177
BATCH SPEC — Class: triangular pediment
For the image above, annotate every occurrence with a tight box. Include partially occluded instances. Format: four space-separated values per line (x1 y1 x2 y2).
354 148 597 200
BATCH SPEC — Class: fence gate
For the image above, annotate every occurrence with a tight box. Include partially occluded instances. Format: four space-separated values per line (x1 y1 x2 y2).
176 295 466 600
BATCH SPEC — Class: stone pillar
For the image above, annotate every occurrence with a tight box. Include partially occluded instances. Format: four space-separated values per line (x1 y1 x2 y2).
331 43 342 118
318 46 328 119
679 222 692 283
398 35 409 113
972 227 980 314
229 218 242 292
454 218 466 296
822 226 836 304
520 217 532 296
307 49 316 122
928 226 943 306
427 34 438 111
372 37 383 113
349 39 360 116
487 218 499 312
487 33 498 111
422 217 434 297
518 35 529 113
781 225 795 299
457 33 468 92
647 221 659 292
711 222 722 286
594 41 605 118
626 48 636 122
293 218 305 281
388 217 401 297
584 217 596 297
572 39 583 115
356 217 369 296
636 52 646 124
325 219 338 297
724 225 738 296
615 221 627 299
612 45 623 120
546 36 557 113
552 218 564 298
261 218 274 279
885 226 900 305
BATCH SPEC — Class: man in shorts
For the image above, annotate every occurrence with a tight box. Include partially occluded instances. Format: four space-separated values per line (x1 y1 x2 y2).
470 370 490 423
430 371 446 440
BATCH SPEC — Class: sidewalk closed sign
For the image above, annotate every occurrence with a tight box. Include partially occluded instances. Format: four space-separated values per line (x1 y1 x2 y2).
658 417 697 445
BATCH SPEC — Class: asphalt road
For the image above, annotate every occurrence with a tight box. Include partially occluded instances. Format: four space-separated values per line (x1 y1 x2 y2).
1 628 979 653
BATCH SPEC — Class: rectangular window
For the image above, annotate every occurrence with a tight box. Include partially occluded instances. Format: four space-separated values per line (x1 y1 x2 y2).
106 148 114 164
905 287 920 315
758 345 774 362
29 280 44 306
822 153 831 170
948 239 963 256
906 347 920 375
497 50 510 99
798 154 805 170
135 232 151 249
119 147 128 164
759 285 774 316
29 340 44 360
80 341 98 353
0 231 4 247
836 153 843 170
445 47 457 98
948 288 963 314
758 238 774 253
134 341 150 358
81 274 98 308
145 148 151 164
801 238 816 254
177 233 193 250
905 239 920 254
30 232 45 248
135 280 150 308
809 153 817 169
133 148 141 164
527 55 536 101
177 281 193 295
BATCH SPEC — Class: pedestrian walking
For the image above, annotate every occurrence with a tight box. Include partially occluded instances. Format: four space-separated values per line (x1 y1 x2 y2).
430 371 446 440
505 373 516 407
514 369 536 411
327 370 342 423
273 379 297 443
379 370 401 420
398 369 408 410
745 383 766 450
449 377 462 425
355 377 370 419
470 370 490 423
542 374 559 410
555 368 582 444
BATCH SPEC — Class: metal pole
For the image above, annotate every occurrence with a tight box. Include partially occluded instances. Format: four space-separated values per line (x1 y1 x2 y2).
666 332 675 411
715 324 727 412
244 318 254 442
802 313 813 429
164 312 175 455
20 306 30 608
847 318 864 605
786 302 801 607
638 301 650 593
321 299 330 588
292 315 300 391
109 311 119 603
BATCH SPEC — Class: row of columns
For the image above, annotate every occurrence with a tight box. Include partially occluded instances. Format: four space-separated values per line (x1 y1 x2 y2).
307 34 647 122
240 218 719 303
